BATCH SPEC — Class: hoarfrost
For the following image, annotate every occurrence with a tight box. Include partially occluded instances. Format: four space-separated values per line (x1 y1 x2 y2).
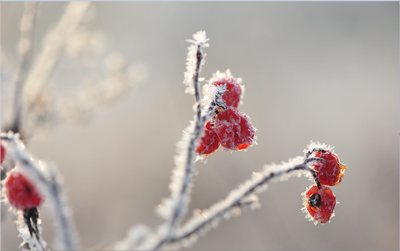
304 141 335 156
206 69 245 105
183 31 209 95
15 211 46 251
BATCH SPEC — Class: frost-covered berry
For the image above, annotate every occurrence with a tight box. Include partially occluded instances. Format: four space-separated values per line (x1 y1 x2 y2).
197 121 220 155
303 185 336 224
310 150 347 186
212 77 242 108
1 144 5 164
3 169 44 210
214 107 255 150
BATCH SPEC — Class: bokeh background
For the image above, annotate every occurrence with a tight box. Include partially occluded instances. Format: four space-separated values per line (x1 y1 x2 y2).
1 2 398 250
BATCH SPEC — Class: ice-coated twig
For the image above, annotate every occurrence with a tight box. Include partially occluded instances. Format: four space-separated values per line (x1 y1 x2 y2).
9 2 39 139
1 132 79 250
113 31 209 251
162 153 325 249
149 31 209 250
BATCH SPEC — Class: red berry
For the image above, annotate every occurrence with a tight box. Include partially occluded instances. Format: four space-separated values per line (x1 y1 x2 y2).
1 144 5 164
212 78 242 108
303 185 336 224
197 121 220 155
311 150 347 186
214 107 255 150
3 169 44 210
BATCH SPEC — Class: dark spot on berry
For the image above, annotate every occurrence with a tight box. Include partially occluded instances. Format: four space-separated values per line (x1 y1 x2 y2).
308 193 321 208
25 185 31 193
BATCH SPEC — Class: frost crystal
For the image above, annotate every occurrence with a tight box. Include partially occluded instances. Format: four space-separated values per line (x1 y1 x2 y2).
183 31 209 95
206 69 244 105
15 211 46 251
304 141 335 155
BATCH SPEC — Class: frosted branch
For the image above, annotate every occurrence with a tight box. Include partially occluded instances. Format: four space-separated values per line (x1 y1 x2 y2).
152 31 209 250
165 153 325 249
1 132 79 250
113 31 210 250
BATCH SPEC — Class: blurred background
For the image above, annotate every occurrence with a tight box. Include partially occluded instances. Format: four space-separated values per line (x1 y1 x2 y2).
1 2 398 250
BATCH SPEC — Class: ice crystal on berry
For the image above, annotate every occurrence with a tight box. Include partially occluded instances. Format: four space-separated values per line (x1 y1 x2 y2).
214 107 255 150
311 150 347 186
302 185 336 225
211 77 242 108
206 70 244 107
196 121 220 155
305 142 347 186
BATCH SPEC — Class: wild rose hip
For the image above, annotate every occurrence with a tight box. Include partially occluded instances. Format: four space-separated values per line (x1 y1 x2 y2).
1 144 5 164
310 150 347 186
214 107 255 151
197 121 220 155
3 169 44 210
211 77 242 108
303 185 336 224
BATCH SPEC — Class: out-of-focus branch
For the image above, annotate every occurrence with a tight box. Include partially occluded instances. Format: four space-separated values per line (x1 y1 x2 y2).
8 2 39 139
18 2 91 139
1 132 79 250
60 54 148 125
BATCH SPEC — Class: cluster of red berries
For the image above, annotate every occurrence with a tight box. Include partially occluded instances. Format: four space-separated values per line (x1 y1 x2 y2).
303 148 347 224
196 72 256 155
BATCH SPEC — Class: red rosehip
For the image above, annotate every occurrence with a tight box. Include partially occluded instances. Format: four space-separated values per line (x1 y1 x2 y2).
303 185 336 224
1 144 5 164
214 107 255 151
311 150 347 186
212 78 242 108
3 169 45 210
197 121 220 155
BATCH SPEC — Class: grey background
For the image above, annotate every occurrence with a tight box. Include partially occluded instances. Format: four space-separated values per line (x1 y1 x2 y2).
1 2 398 250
